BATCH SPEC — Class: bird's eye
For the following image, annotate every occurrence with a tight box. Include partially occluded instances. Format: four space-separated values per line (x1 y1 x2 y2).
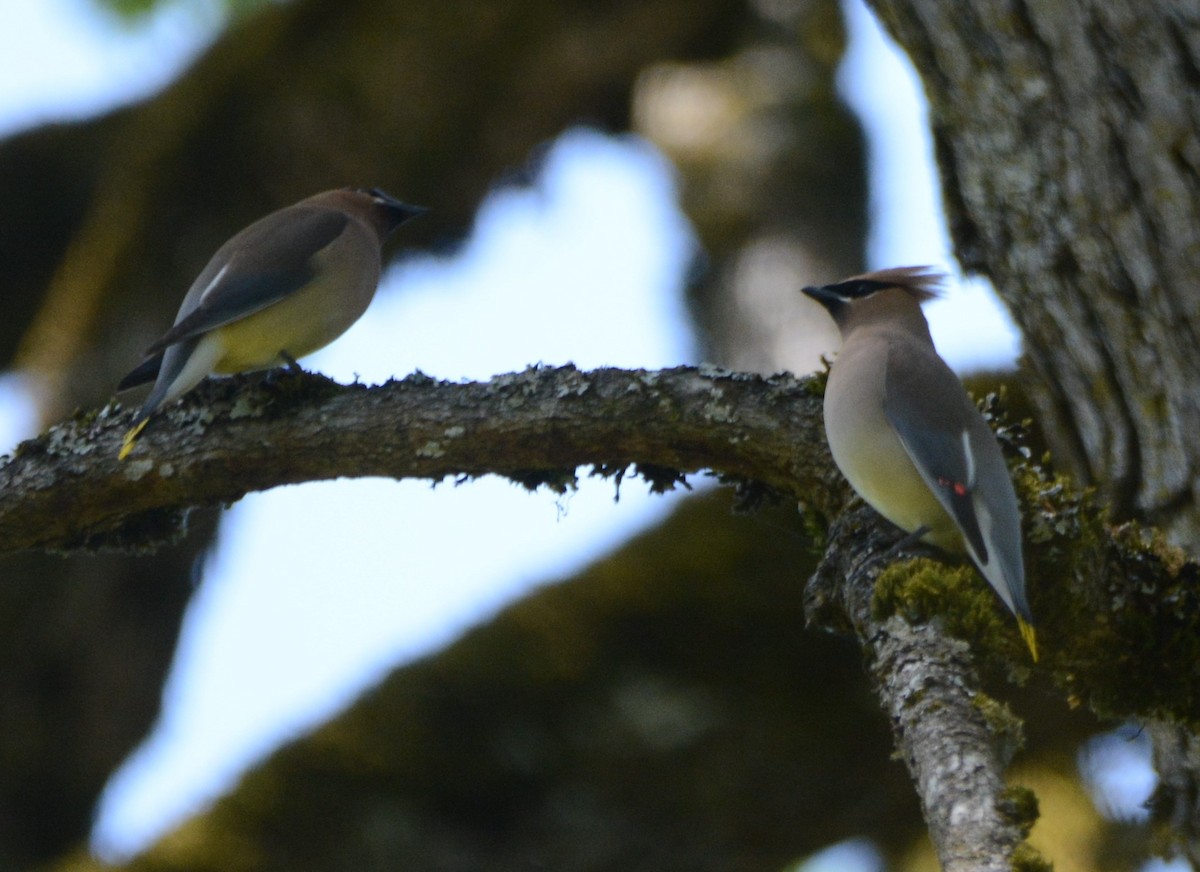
350 186 388 202
831 279 890 299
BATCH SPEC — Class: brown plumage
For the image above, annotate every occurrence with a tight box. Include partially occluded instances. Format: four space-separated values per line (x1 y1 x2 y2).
118 188 423 459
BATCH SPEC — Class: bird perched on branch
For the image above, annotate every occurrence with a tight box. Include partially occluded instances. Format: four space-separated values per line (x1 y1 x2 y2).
117 187 424 460
802 266 1036 660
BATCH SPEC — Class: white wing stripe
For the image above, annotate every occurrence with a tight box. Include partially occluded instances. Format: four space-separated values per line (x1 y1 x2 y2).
960 429 977 489
197 261 231 305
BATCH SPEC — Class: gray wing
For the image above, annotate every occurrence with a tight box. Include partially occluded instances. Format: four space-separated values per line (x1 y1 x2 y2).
883 338 1032 623
882 341 990 559
883 339 1030 618
144 208 348 355
116 350 164 391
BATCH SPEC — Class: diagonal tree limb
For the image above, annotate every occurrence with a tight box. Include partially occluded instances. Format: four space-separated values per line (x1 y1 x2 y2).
806 504 1043 870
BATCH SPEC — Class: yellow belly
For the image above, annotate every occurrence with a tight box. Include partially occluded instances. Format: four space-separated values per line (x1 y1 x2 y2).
209 275 372 373
824 350 963 552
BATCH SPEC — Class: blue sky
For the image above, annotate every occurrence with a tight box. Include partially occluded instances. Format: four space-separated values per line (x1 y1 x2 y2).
2 0 1162 868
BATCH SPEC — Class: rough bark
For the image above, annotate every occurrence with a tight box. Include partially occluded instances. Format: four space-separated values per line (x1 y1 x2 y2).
869 0 1200 537
807 505 1040 870
0 366 836 554
14 365 1192 867
4 366 1200 728
869 0 1200 857
1147 723 1200 867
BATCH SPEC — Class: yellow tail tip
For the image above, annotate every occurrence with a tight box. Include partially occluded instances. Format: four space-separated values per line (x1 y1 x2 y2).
119 419 149 461
1017 617 1038 662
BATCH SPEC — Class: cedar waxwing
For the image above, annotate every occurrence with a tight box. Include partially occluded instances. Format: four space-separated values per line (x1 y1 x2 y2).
802 266 1036 660
117 187 423 459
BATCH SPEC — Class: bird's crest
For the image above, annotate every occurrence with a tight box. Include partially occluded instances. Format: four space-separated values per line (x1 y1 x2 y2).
838 266 945 302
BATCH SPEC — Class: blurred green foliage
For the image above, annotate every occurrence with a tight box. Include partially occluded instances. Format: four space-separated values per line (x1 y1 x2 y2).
94 0 273 23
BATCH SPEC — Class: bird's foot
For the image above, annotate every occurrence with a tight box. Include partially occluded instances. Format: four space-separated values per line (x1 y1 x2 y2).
264 354 305 387
886 525 932 557
119 418 149 461
280 351 304 374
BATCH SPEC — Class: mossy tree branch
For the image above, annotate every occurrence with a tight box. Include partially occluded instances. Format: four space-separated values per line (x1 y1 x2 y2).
2 364 1197 724
0 365 839 554
802 442 1200 866
807 504 1045 871
5 363 1200 866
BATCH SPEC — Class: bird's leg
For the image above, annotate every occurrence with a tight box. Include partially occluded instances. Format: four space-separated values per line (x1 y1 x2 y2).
264 351 304 387
886 525 941 559
891 524 929 551
279 351 303 373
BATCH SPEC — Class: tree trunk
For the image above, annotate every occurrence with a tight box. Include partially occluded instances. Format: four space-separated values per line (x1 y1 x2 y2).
871 0 1200 859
